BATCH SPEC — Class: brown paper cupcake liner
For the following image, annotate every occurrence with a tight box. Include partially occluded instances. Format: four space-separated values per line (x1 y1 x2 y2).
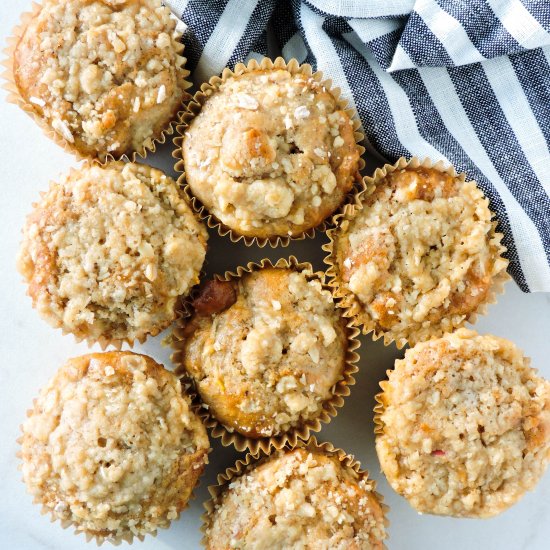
170 256 360 455
200 436 390 548
19 162 206 351
16 368 210 546
2 2 191 165
323 156 510 349
172 56 367 248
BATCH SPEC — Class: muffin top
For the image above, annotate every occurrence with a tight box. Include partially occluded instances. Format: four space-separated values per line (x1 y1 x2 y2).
182 68 360 239
20 352 210 540
333 165 508 345
376 329 550 518
17 161 207 345
180 267 347 438
13 0 187 159
205 447 387 550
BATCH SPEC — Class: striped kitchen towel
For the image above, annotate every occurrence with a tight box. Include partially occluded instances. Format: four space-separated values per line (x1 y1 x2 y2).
167 0 550 292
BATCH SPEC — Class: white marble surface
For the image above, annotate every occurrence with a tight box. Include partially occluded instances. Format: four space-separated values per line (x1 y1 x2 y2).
1 2 550 548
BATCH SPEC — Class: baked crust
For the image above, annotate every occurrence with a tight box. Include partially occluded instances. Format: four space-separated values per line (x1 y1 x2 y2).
17 161 207 345
205 448 386 549
13 0 187 159
376 329 550 518
20 352 210 541
182 69 360 238
181 267 347 438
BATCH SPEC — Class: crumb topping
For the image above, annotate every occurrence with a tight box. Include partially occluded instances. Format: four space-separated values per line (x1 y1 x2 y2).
376 329 550 518
181 268 347 437
336 167 508 344
14 0 186 158
20 352 210 539
17 161 207 344
205 448 386 549
183 69 360 238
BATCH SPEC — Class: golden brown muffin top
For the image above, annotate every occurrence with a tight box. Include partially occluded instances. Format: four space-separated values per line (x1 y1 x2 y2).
205 447 387 550
376 328 550 518
13 0 187 159
183 69 360 239
181 267 347 438
20 352 210 541
17 161 207 345
334 166 508 345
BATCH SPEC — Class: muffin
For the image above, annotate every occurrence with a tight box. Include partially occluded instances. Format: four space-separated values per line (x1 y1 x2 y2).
180 58 362 243
375 328 550 518
327 157 509 346
174 260 354 451
17 161 207 347
19 352 210 542
10 0 188 160
203 443 388 549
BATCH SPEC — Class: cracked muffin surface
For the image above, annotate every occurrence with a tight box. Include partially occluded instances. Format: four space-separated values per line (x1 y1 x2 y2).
180 267 347 438
332 164 508 345
182 68 361 239
13 0 187 159
20 352 210 541
17 161 207 345
204 447 387 550
376 329 550 518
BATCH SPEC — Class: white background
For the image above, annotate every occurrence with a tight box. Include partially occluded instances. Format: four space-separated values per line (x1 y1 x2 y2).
1 2 549 549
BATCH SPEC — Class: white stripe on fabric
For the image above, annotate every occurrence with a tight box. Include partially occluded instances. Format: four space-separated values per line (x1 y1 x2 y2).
415 0 483 66
348 18 402 43
418 65 550 291
387 44 417 72
194 0 260 83
482 56 550 197
487 0 550 50
244 51 266 63
165 0 191 19
307 0 415 18
344 32 446 162
282 32 309 64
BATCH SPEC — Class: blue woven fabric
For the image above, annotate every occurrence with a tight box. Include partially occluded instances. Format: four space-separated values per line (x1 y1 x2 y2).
167 0 550 291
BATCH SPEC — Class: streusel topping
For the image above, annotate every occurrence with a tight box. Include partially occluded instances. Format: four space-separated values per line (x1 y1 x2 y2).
205 448 387 549
335 166 507 344
376 329 550 518
181 268 347 437
14 0 187 158
20 352 210 540
183 69 360 238
17 161 207 344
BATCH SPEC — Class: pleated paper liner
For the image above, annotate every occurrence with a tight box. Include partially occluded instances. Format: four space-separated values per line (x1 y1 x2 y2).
170 256 360 455
2 1 191 164
200 436 390 549
16 352 211 546
18 162 207 351
323 156 510 349
172 55 367 248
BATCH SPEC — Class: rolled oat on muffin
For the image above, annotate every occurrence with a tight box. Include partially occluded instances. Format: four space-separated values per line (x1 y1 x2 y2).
327 157 509 347
180 58 362 243
9 0 188 160
175 260 353 450
17 161 207 347
375 328 550 518
19 352 210 543
203 444 388 549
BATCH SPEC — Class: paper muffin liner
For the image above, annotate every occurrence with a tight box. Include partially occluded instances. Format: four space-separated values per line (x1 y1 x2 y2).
172 56 367 248
16 358 210 546
18 163 206 351
200 436 390 548
323 156 510 349
170 256 360 455
2 1 191 165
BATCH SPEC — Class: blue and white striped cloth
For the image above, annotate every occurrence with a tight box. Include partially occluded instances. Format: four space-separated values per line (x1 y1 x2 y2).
167 0 550 292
